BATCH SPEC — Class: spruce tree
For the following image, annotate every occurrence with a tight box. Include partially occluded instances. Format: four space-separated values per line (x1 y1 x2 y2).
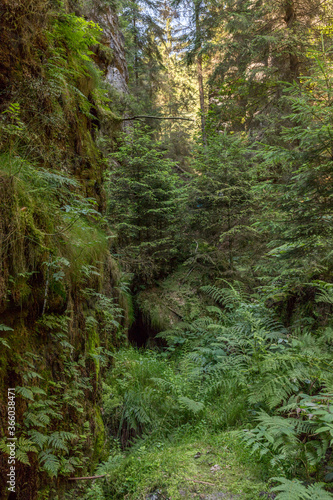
204 0 326 138
107 125 183 284
118 0 164 109
255 42 333 283
189 131 256 272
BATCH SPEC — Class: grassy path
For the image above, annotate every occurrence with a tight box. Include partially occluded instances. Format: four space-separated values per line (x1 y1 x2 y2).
98 430 272 499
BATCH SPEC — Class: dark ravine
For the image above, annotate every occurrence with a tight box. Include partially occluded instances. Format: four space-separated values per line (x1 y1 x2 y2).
128 312 152 347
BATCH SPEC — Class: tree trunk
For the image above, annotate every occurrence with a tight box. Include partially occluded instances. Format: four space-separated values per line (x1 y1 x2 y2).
195 2 207 146
227 204 233 270
133 14 139 87
284 0 299 80
197 54 207 145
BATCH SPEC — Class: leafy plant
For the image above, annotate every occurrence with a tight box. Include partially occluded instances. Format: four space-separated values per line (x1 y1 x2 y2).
103 347 204 444
272 477 333 500
0 323 13 348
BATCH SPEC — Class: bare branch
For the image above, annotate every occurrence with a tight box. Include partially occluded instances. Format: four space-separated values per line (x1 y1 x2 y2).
68 475 105 481
174 164 191 175
121 115 194 122
166 306 183 318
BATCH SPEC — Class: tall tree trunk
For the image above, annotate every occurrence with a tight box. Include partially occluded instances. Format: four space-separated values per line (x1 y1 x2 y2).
284 0 299 80
197 54 207 145
227 203 233 270
133 14 139 87
195 2 207 145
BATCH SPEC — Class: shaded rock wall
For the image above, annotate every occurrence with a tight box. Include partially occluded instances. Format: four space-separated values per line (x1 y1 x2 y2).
90 1 129 93
0 1 129 498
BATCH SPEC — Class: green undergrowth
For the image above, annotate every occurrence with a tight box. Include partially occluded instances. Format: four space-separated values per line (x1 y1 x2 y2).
135 266 217 334
0 308 121 482
84 428 271 500
85 280 333 500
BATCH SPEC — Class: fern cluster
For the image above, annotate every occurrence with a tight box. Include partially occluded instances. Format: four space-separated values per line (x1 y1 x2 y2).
0 311 116 478
102 347 205 446
154 282 333 495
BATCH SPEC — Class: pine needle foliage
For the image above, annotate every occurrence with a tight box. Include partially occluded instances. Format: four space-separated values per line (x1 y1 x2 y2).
107 124 185 285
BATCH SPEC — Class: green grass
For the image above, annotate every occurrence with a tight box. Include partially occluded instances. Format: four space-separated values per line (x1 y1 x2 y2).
84 428 271 499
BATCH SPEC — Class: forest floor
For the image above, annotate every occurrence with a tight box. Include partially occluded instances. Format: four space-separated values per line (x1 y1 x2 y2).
109 430 273 500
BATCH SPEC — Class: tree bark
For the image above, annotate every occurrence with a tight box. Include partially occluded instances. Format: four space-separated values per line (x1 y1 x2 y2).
197 53 207 145
195 3 207 145
284 0 299 80
133 12 139 87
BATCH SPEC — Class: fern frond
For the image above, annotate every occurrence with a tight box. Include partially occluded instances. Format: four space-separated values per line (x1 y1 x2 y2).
16 437 38 465
28 430 48 449
38 449 61 477
201 284 242 308
272 477 333 499
178 396 204 414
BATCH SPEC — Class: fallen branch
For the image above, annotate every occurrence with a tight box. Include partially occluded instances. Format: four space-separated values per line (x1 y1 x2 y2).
184 478 215 486
167 306 183 319
122 115 194 122
68 475 105 481
174 164 191 175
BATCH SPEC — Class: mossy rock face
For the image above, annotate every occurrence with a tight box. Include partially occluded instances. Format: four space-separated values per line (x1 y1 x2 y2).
0 2 126 498
87 316 101 380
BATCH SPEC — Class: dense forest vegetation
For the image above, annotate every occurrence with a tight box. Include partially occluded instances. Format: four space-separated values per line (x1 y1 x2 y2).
0 0 333 499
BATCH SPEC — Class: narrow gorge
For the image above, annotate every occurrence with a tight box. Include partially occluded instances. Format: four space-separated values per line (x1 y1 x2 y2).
0 1 333 499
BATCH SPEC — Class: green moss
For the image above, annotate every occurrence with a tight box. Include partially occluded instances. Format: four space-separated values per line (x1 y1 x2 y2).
86 317 101 380
88 429 270 499
92 405 107 465
121 291 134 330
135 265 208 332
136 291 173 331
